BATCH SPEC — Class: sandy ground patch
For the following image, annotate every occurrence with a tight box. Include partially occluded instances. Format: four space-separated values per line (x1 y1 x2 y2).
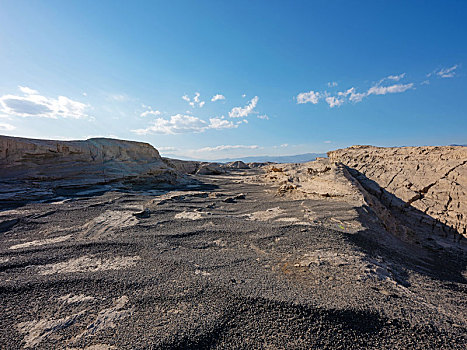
175 211 203 220
17 296 130 348
9 234 72 250
58 294 96 304
17 311 86 348
39 255 141 275
76 296 132 339
81 210 138 239
247 207 284 221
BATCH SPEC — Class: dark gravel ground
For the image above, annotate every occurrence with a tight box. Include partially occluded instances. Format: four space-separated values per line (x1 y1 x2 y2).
0 170 466 349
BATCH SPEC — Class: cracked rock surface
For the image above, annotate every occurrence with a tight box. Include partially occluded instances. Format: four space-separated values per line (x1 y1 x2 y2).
328 145 467 238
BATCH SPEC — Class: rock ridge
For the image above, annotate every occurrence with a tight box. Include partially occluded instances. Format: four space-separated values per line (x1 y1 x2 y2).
328 145 467 238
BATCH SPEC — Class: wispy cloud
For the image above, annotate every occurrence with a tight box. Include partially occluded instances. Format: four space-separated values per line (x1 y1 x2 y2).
367 83 413 96
158 146 178 152
436 65 458 78
107 94 129 102
257 114 269 120
208 117 236 130
211 94 225 102
296 72 414 108
386 73 406 81
194 144 259 152
0 122 16 131
0 86 89 119
327 82 338 87
140 108 161 117
229 96 258 118
131 114 238 135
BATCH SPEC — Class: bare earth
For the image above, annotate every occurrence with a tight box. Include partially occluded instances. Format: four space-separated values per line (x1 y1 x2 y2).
1 169 466 349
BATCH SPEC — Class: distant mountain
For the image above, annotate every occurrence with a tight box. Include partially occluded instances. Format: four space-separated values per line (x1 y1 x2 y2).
214 153 327 164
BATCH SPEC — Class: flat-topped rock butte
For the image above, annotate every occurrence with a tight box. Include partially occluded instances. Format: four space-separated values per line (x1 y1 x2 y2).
0 136 466 349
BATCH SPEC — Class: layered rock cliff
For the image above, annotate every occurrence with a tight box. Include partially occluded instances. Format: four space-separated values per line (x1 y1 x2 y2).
328 145 467 238
0 136 184 207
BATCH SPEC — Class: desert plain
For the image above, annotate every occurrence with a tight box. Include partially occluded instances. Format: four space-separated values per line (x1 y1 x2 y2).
0 136 466 349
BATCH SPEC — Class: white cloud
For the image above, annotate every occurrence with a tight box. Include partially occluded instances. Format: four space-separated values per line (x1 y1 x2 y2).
182 92 205 107
242 94 246 98
194 144 259 152
0 122 16 131
18 86 38 95
140 109 161 117
298 72 414 108
211 94 225 102
436 65 458 78
280 143 289 147
386 73 406 81
296 91 320 104
0 86 89 119
327 82 338 87
367 83 414 96
325 96 344 108
208 117 237 130
132 114 207 135
257 114 269 120
158 146 178 152
108 94 128 102
82 92 87 96
132 114 238 135
229 96 259 118
324 140 332 144
348 90 366 103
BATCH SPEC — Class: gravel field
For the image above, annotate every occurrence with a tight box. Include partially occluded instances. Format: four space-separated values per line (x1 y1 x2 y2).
0 170 466 349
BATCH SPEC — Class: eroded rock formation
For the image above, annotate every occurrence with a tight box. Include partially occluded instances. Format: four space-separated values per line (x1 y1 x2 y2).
0 136 186 207
328 145 467 238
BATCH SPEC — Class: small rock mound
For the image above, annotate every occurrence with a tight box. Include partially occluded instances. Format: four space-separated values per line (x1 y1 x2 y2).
226 160 250 169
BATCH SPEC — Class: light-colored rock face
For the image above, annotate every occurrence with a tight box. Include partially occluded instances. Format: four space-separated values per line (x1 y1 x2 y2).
328 145 467 237
0 136 161 166
0 136 185 207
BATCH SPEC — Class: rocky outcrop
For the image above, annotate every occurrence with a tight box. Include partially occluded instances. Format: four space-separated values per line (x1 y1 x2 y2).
328 145 467 238
162 158 226 175
0 136 187 207
226 161 249 169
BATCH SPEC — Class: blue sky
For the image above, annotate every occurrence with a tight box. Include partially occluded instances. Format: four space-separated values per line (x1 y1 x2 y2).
0 0 466 160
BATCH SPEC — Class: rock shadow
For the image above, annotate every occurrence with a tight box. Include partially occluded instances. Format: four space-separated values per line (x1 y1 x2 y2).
344 167 466 285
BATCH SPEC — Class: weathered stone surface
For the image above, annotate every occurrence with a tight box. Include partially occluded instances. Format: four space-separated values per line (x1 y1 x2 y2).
328 145 467 237
196 163 226 175
0 136 187 207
